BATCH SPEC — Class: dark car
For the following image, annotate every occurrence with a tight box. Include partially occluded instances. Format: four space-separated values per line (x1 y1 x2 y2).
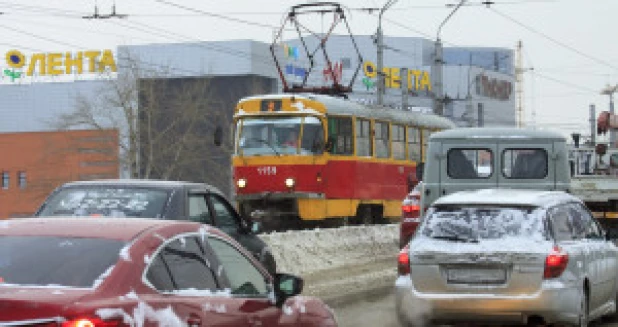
35 179 276 274
0 218 338 326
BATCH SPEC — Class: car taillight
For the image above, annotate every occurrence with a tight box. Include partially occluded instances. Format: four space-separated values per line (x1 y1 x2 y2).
62 318 121 327
398 245 410 275
402 204 420 214
544 246 569 279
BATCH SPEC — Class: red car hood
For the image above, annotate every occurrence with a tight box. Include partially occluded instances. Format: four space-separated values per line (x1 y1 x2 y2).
0 286 91 322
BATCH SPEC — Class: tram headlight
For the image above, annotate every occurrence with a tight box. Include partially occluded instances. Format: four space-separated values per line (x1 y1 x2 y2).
237 178 247 189
284 178 295 188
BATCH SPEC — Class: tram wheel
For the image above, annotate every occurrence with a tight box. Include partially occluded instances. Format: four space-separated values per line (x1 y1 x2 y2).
356 206 373 225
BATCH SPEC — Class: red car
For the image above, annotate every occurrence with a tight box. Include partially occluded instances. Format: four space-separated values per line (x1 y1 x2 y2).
0 218 337 326
399 182 422 248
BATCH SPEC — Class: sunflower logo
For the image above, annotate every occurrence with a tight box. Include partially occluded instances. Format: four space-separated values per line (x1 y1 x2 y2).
6 50 25 69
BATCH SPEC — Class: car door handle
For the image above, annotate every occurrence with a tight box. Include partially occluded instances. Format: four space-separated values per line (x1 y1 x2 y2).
187 316 201 327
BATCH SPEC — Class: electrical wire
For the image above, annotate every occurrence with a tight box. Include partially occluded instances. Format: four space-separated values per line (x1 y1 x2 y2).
489 7 618 72
154 0 278 29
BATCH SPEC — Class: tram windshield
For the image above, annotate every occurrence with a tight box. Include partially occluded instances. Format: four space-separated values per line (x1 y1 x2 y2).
236 116 325 156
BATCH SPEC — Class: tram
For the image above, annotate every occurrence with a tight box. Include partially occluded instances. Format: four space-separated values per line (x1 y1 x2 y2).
231 93 456 230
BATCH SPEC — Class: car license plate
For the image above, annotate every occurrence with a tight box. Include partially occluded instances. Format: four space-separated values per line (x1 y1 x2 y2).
447 267 506 284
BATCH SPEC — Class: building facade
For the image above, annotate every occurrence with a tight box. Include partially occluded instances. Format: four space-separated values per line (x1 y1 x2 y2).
0 129 118 218
0 36 515 214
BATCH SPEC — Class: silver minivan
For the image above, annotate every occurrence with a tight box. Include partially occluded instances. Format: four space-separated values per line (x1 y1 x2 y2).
396 188 618 326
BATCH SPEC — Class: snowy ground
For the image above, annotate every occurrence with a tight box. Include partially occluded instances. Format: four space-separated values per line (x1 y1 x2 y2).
260 224 399 302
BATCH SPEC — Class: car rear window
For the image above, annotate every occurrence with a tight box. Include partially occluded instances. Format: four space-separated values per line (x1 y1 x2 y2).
38 187 170 218
0 236 125 288
421 205 546 241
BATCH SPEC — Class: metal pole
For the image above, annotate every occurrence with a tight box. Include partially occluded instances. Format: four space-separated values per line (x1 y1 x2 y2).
478 103 484 127
432 39 444 115
433 0 466 116
611 94 615 146
401 67 408 109
590 104 596 146
377 0 398 106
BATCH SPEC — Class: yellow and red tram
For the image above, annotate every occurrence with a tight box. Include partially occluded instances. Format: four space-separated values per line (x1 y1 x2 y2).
232 94 455 230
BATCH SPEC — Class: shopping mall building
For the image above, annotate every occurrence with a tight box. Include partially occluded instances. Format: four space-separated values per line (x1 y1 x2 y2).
0 35 515 217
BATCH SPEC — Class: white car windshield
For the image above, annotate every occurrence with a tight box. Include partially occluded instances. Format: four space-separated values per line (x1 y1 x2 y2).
421 205 547 241
236 116 324 156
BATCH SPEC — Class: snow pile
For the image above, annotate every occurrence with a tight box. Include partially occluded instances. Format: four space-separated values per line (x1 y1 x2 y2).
260 224 398 276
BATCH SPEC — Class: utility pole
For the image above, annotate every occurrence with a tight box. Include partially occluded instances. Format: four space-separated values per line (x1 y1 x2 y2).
401 67 408 109
515 40 524 127
376 0 398 106
433 0 466 116
601 84 618 146
590 104 596 146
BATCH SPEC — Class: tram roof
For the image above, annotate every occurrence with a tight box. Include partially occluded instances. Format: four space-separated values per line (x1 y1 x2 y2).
238 93 457 130
430 127 567 141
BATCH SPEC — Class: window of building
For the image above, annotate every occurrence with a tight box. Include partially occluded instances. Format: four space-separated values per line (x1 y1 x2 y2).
355 118 372 157
327 117 353 155
77 148 113 155
407 127 421 162
1 172 9 190
392 124 406 160
375 121 390 159
17 172 26 189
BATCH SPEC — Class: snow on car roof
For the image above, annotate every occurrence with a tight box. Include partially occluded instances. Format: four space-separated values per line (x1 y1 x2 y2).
432 188 579 208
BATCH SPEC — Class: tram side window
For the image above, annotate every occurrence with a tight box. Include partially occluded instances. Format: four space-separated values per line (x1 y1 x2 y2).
392 124 405 160
375 121 390 159
421 129 431 161
356 118 372 157
327 117 353 155
301 116 325 154
407 127 421 162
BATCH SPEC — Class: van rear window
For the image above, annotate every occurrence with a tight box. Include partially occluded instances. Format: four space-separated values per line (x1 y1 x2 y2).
447 149 492 179
502 149 548 179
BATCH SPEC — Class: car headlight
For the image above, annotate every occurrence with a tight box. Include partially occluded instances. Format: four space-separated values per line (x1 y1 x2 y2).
237 178 247 188
284 178 295 188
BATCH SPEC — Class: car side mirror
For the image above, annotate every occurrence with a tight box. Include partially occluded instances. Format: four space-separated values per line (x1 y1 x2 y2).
214 126 223 146
274 273 303 307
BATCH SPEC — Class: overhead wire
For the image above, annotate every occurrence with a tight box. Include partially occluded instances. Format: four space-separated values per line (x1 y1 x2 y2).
489 7 618 72
154 0 279 29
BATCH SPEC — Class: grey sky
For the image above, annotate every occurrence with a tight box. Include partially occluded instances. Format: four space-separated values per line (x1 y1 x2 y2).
0 0 616 141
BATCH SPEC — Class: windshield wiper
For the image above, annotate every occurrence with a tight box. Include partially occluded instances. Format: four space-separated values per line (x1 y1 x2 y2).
242 138 280 156
431 235 479 243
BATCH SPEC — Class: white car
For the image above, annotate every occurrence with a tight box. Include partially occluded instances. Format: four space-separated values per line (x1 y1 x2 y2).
396 188 618 326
